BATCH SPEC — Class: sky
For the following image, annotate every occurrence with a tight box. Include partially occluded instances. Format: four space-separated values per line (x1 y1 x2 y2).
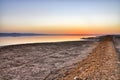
0 0 120 34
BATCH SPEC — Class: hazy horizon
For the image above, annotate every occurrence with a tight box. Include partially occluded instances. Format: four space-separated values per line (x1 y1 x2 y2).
0 0 120 46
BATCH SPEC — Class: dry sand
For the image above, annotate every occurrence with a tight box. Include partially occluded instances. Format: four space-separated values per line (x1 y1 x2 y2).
45 36 120 80
0 35 120 80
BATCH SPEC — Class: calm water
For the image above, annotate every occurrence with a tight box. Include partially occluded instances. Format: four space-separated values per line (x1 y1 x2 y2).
0 36 93 46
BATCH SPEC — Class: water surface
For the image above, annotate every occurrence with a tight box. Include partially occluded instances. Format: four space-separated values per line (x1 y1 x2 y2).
0 36 93 46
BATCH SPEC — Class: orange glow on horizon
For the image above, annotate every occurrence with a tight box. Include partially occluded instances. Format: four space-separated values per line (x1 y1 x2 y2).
0 25 120 34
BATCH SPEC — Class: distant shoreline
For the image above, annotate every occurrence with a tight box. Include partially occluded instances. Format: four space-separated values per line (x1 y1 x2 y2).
0 33 103 37
0 35 99 47
0 35 119 48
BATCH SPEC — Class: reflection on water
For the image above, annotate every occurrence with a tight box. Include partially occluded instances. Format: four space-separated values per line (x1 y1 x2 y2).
0 36 93 46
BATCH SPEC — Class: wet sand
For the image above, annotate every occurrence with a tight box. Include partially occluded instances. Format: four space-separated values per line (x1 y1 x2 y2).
0 35 120 80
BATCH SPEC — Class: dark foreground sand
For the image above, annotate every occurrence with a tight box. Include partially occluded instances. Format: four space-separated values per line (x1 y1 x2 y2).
0 36 120 80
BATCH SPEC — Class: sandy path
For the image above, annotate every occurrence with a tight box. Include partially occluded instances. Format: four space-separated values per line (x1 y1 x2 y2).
46 36 120 80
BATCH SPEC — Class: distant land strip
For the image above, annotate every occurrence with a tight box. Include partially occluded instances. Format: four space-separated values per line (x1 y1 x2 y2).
0 33 110 37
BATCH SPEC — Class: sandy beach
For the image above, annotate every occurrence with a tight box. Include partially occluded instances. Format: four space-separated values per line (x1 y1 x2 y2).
0 35 120 80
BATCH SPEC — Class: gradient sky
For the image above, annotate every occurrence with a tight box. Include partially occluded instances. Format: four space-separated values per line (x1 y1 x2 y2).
0 0 120 34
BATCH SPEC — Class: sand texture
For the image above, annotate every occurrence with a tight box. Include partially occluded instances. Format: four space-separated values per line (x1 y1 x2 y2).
0 35 120 80
0 40 98 80
45 36 120 80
